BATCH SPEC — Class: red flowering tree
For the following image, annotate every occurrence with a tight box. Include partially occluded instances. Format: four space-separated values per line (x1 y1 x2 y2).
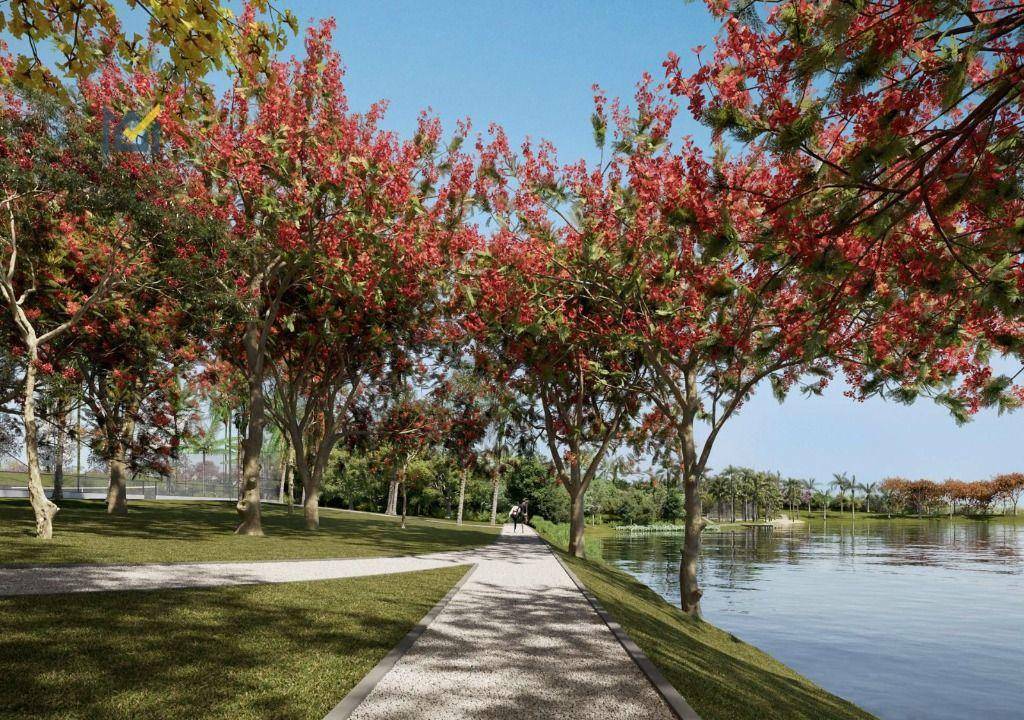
666 1 1024 394
432 371 491 525
472 78 1012 614
172 19 473 534
0 77 196 537
466 127 645 557
376 392 446 529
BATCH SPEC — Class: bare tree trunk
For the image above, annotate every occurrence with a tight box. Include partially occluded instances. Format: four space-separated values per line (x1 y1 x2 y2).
23 357 58 538
680 472 706 617
51 402 67 503
236 328 265 536
106 441 128 515
303 471 321 531
385 473 399 516
489 465 500 525
400 478 408 530
567 487 586 558
277 445 288 504
456 468 467 526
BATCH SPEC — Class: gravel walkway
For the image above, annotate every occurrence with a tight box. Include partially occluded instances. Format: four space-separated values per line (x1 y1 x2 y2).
341 525 676 720
0 549 480 596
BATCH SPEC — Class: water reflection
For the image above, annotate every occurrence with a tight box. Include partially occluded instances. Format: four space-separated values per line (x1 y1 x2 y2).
600 519 1024 720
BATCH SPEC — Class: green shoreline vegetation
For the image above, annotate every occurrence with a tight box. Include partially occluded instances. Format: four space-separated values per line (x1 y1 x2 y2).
533 519 876 720
0 499 499 566
0 566 470 720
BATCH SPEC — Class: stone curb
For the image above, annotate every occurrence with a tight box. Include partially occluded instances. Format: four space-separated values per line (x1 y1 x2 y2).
550 551 702 720
322 563 479 720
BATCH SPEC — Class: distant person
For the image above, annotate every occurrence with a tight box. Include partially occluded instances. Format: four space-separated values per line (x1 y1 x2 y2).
509 502 522 532
519 499 529 527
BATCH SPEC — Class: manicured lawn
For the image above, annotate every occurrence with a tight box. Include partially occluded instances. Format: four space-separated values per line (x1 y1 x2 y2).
0 499 499 565
0 566 468 720
535 525 874 720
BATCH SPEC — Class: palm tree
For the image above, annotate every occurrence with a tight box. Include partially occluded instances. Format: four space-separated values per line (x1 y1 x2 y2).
783 478 803 520
830 473 850 514
184 412 228 495
820 490 833 520
802 479 817 514
849 474 858 518
860 482 878 513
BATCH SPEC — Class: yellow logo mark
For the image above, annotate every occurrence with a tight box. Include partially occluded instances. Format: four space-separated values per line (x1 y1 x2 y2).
123 105 162 143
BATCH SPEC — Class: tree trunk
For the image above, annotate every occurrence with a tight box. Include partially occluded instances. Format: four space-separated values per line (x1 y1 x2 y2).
23 357 58 538
567 488 586 558
680 473 706 617
456 468 467 526
235 328 265 536
400 479 408 530
489 465 500 525
385 475 399 516
51 403 67 503
106 440 128 515
303 474 320 530
277 442 288 504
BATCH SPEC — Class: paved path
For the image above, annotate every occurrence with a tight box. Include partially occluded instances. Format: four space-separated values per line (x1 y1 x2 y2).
0 549 481 596
342 526 676 720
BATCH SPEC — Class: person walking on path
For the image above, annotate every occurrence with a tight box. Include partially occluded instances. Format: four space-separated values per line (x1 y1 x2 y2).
509 502 522 532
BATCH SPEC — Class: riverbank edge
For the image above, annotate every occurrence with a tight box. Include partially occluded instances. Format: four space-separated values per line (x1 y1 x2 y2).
533 523 877 720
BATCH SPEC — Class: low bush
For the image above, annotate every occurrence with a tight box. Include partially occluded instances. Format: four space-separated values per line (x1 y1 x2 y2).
532 516 602 560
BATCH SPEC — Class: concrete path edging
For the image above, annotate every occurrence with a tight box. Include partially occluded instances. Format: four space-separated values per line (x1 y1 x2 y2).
551 552 702 720
323 564 478 720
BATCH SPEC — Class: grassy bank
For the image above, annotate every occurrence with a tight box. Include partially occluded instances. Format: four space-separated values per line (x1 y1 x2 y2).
790 510 1024 525
535 523 875 720
0 499 499 565
0 565 467 720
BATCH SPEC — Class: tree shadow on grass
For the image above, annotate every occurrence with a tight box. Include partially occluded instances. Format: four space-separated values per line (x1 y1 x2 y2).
0 566 469 720
0 500 498 566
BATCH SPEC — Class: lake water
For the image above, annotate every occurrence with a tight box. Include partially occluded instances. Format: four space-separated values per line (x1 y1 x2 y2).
598 519 1024 720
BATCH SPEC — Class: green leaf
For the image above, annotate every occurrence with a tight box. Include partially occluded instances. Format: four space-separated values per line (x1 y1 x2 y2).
591 112 606 150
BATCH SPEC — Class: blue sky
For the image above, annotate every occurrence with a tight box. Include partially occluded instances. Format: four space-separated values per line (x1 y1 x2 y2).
296 0 1022 484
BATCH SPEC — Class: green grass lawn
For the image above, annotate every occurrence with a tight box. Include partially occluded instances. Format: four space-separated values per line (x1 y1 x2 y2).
0 565 468 720
535 524 875 720
0 499 499 566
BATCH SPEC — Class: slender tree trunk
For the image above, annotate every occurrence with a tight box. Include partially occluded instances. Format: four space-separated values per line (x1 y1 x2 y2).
456 468 467 526
23 356 58 538
400 478 408 530
277 444 288 504
680 471 706 617
51 403 67 503
489 465 500 525
236 328 265 536
385 475 399 515
567 487 586 558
